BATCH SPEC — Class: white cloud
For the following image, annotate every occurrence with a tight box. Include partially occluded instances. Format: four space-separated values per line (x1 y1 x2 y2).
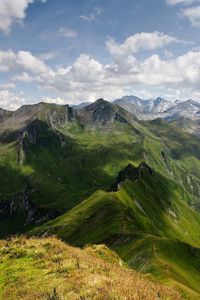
59 27 77 38
12 72 34 82
0 83 15 90
0 0 47 33
43 97 68 105
16 51 54 75
2 31 200 107
0 50 16 71
166 0 196 5
166 0 200 27
0 50 54 77
181 5 200 26
0 90 26 110
106 32 178 56
37 51 56 61
79 6 103 22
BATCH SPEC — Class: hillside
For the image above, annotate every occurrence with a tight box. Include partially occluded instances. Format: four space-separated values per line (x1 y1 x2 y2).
0 236 181 300
32 162 200 299
1 100 200 236
1 100 200 297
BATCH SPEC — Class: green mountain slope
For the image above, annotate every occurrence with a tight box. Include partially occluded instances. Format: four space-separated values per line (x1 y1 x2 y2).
0 236 182 300
1 100 200 297
32 163 200 299
1 100 200 236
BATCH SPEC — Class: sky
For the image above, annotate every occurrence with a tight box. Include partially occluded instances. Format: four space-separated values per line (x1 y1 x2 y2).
1 0 200 109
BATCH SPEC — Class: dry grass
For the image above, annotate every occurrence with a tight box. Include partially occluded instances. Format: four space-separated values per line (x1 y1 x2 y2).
0 236 182 300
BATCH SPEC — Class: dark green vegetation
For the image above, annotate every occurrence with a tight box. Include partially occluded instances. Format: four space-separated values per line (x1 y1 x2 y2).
1 99 200 298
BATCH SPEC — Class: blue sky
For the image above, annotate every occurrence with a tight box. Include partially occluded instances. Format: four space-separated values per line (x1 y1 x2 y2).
1 0 200 109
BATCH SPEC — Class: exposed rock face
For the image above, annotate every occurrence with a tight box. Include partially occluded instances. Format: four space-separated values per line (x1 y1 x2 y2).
0 185 34 218
0 184 59 235
0 99 140 139
110 162 153 191
77 98 138 127
0 108 12 123
114 96 172 119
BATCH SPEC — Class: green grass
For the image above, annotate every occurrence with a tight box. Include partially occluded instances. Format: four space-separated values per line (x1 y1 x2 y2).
1 106 200 297
31 163 200 299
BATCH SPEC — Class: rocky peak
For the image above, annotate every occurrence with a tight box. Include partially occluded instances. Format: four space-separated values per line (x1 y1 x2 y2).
77 99 127 126
111 162 153 191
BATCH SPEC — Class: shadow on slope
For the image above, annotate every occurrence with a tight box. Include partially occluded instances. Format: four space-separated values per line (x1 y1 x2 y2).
31 162 200 299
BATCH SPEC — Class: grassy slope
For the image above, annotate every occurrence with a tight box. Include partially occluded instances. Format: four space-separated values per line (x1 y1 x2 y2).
1 116 200 212
0 236 181 300
31 165 200 299
1 108 200 297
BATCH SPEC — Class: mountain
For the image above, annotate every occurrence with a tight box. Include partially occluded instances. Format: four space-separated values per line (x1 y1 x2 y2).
113 96 200 136
113 96 173 119
0 236 181 300
1 99 200 235
32 162 200 299
169 117 200 137
163 99 200 120
113 96 200 120
1 99 200 297
77 98 139 127
0 108 12 123
72 101 91 109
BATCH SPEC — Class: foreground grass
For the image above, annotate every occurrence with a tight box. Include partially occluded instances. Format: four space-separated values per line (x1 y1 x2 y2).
0 236 182 300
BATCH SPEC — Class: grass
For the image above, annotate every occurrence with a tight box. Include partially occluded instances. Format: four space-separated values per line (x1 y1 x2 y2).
31 163 200 299
1 104 200 298
0 236 182 300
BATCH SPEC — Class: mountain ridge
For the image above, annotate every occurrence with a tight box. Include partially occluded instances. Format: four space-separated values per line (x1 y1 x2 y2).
1 98 200 298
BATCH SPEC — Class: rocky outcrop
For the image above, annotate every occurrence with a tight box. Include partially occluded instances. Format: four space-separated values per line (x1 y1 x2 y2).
0 184 59 234
77 99 139 128
110 162 153 191
0 108 13 123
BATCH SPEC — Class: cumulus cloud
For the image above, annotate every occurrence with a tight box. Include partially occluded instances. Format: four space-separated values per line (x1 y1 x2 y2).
0 0 47 33
0 90 26 110
35 49 200 102
0 50 54 76
1 31 200 107
12 72 34 82
166 0 200 26
37 52 57 61
42 96 79 105
0 83 15 90
181 5 200 26
106 32 178 56
166 0 196 5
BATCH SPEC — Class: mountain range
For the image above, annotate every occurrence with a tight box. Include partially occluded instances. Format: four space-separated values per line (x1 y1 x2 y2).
1 98 200 299
114 96 200 136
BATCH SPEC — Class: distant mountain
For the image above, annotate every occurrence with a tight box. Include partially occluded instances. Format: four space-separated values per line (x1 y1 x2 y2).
113 95 173 119
113 96 200 136
72 102 91 110
163 99 200 120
